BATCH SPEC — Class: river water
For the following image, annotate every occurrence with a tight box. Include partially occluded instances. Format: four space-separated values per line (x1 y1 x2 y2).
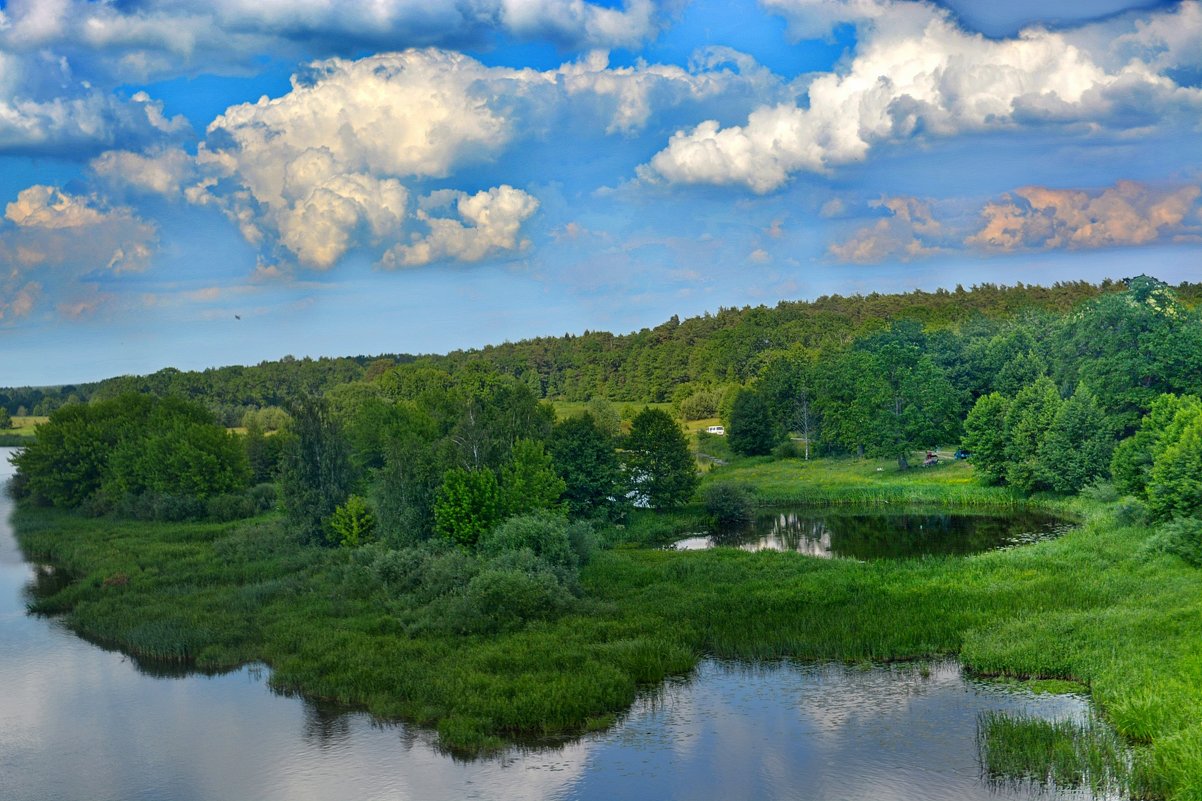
671 509 1070 558
0 449 1119 801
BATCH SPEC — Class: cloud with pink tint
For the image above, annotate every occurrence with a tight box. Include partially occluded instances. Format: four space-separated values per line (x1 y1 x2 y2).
828 195 946 263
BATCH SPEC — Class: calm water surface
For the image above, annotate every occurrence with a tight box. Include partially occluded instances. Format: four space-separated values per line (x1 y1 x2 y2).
671 509 1071 558
0 449 1115 801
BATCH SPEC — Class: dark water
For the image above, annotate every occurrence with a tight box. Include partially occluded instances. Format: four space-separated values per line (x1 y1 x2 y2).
671 509 1071 558
0 449 1116 801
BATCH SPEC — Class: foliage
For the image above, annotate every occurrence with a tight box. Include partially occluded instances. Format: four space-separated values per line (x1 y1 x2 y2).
1146 413 1202 522
1002 377 1063 493
703 482 754 528
548 413 624 518
623 407 698 509
478 511 575 570
278 397 354 546
433 468 501 547
0 407 9 429
1111 394 1202 497
329 495 377 548
962 393 1010 484
499 438 566 517
1037 384 1113 493
585 397 622 436
1150 517 1202 567
727 388 781 456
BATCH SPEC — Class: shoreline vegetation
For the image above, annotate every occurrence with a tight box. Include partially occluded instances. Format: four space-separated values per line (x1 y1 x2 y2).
13 457 1202 796
8 277 1202 797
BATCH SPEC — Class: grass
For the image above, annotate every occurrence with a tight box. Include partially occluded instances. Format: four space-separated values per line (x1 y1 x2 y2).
14 457 1202 797
978 711 1139 795
0 415 43 446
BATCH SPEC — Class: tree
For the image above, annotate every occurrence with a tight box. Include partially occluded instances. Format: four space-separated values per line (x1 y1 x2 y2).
624 407 698 509
279 397 354 546
586 397 622 437
1037 384 1113 493
0 407 10 430
549 413 623 518
500 438 566 517
433 468 501 547
727 388 781 456
328 495 377 547
962 393 1010 485
1147 412 1202 521
1003 376 1062 493
1111 394 1202 497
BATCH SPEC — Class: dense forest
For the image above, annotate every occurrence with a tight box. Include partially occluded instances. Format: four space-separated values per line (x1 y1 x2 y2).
7 279 1201 427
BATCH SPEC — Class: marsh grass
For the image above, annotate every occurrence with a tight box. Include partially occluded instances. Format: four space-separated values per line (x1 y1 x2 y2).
978 711 1142 796
14 458 1202 796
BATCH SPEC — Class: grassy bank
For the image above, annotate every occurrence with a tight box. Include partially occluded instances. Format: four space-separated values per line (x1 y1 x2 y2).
0 415 42 446
13 458 1202 797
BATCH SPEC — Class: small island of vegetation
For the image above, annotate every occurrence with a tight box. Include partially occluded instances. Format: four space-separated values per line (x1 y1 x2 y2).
7 276 1202 797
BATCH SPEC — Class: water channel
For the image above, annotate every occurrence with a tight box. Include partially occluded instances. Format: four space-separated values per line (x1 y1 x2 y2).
0 448 1120 800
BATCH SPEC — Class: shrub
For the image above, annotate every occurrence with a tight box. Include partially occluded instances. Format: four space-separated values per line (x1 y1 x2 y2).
566 520 599 566
1114 497 1149 527
206 492 256 522
454 553 573 633
772 440 801 459
1161 518 1202 566
704 482 754 529
479 512 574 568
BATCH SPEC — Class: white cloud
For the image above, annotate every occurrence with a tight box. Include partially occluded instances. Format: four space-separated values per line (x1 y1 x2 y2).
0 186 158 319
383 185 540 268
967 181 1202 251
90 147 197 197
187 47 774 268
642 1 1202 193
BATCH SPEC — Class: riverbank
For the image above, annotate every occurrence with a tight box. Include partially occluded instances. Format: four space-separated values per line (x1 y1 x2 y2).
13 457 1202 797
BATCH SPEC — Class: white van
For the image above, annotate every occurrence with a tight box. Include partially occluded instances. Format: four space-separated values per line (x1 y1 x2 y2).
705 425 725 435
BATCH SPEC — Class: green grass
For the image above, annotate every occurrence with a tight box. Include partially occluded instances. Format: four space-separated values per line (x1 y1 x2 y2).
14 458 1202 797
0 415 42 445
978 711 1140 795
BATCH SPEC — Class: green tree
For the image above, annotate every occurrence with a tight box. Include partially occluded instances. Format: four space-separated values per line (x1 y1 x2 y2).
586 397 622 437
433 468 501 547
727 388 781 456
0 407 10 429
549 413 623 518
624 407 698 509
328 495 377 547
962 393 1011 485
1037 384 1113 493
1003 376 1063 493
279 397 354 546
1147 412 1202 521
1111 394 1202 497
372 402 446 545
500 438 567 517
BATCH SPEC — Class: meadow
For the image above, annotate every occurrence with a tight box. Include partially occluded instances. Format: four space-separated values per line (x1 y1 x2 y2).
14 456 1202 798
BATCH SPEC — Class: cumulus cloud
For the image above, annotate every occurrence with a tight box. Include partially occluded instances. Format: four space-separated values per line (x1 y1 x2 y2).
967 181 1202 251
185 48 774 268
382 185 540 268
642 1 1202 193
0 186 158 319
828 195 946 262
90 147 197 197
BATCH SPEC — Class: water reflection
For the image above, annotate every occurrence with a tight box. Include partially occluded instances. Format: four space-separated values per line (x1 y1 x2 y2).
0 449 1114 801
671 509 1071 559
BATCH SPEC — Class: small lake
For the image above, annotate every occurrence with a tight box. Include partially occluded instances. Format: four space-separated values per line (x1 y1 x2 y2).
0 448 1118 800
670 509 1071 559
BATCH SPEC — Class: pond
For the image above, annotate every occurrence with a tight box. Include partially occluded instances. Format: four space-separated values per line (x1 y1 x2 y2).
670 509 1071 559
0 449 1119 800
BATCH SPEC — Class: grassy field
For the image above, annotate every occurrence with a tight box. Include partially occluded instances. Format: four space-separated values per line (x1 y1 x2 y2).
14 458 1202 797
0 416 44 445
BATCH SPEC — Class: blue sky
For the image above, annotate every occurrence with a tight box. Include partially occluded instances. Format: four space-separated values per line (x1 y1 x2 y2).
1 0 1200 386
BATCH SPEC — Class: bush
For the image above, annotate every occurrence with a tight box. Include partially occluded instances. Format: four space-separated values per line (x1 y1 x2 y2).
566 520 599 566
206 492 256 522
1161 518 1202 566
479 512 574 568
772 440 801 459
247 483 279 514
1115 497 1149 527
454 554 573 633
1080 480 1120 504
703 482 754 529
115 492 206 522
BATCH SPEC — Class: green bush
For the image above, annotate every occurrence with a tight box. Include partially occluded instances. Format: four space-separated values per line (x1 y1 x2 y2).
479 512 574 568
703 482 754 529
454 554 573 633
1161 518 1202 566
328 495 377 547
206 492 256 522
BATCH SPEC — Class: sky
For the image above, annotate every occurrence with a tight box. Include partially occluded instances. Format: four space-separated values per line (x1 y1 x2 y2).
0 0 1200 387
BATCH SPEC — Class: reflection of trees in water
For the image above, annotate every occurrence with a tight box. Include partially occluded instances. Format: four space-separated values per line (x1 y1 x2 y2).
711 512 1067 559
302 700 352 748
